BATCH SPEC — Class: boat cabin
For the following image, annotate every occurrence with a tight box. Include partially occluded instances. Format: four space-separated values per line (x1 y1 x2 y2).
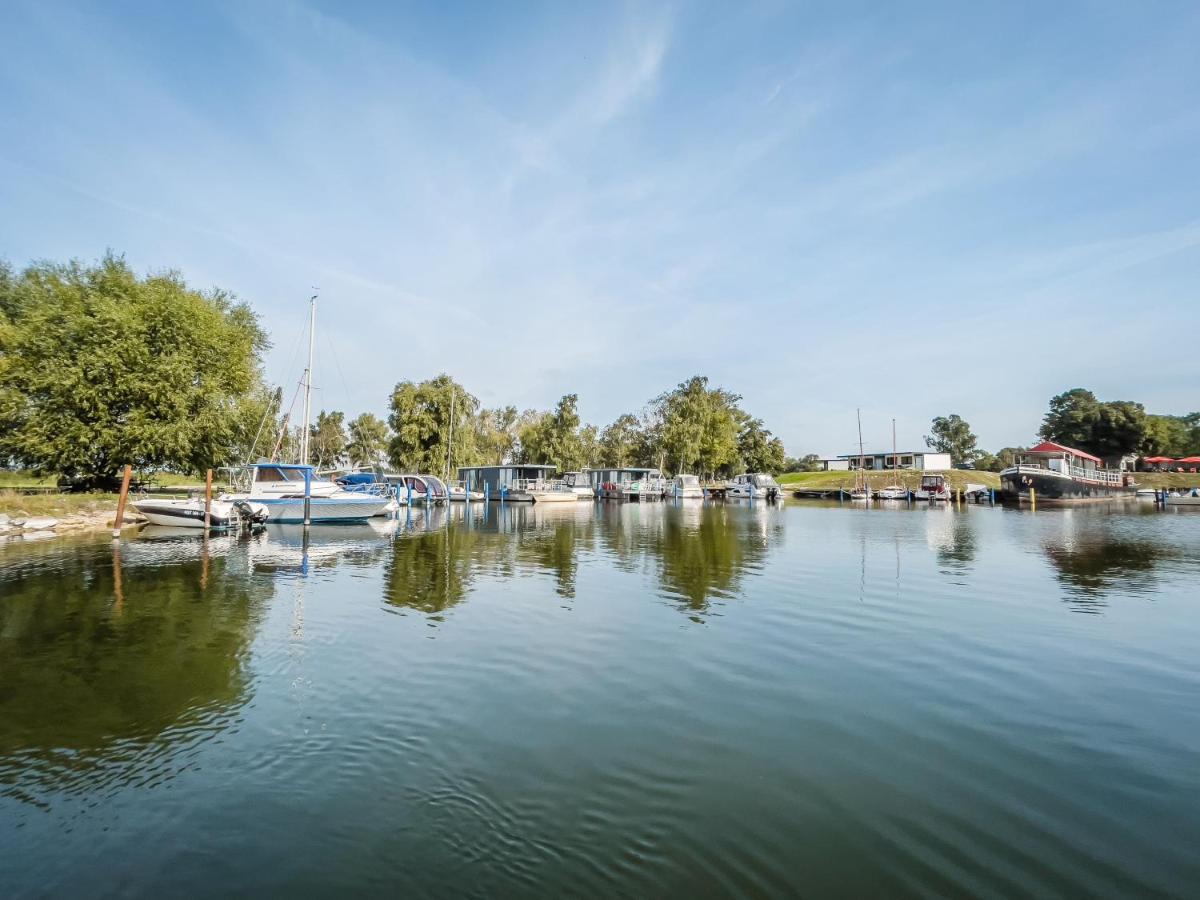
590 467 657 488
458 464 557 496
390 474 448 502
1015 442 1123 485
245 462 337 497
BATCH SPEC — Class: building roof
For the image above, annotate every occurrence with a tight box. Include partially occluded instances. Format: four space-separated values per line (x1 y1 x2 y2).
457 464 557 471
1025 441 1102 464
833 450 940 459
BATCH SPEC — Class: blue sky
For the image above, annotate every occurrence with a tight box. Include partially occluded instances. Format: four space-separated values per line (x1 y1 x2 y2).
2 1 1198 456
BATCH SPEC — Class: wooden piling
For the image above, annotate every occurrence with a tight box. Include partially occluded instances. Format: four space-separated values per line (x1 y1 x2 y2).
204 468 213 531
1029 487 1037 511
112 464 133 539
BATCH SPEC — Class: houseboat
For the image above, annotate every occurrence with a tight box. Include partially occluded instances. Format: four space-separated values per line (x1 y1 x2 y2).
726 473 783 500
592 467 663 500
458 464 559 502
1000 441 1136 502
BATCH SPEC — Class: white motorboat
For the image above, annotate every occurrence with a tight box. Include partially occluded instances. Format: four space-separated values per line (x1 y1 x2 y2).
873 485 907 500
446 481 485 502
1165 488 1200 507
225 463 393 523
914 473 951 501
667 474 704 499
132 496 268 529
727 473 783 500
560 471 596 499
524 480 579 503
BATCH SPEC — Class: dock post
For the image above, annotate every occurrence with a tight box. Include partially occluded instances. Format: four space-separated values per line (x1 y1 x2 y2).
990 488 995 506
303 467 312 527
485 482 490 504
204 468 213 531
407 483 413 507
112 464 133 539
1029 487 1036 511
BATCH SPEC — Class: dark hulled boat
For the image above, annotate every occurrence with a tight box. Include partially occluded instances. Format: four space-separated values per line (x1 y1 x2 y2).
1000 441 1136 503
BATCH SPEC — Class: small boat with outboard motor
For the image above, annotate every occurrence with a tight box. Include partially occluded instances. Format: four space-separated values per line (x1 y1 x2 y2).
132 496 268 529
727 473 783 500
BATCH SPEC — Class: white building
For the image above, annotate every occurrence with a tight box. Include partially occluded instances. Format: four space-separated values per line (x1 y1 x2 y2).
819 451 952 472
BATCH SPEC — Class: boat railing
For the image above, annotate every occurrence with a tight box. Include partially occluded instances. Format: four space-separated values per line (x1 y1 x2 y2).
1008 463 1123 485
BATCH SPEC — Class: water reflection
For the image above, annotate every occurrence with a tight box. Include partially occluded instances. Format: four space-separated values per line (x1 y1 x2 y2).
379 501 786 621
0 536 273 806
1044 536 1173 613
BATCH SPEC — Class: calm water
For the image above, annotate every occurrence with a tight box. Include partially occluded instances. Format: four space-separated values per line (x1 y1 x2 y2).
2 501 1198 897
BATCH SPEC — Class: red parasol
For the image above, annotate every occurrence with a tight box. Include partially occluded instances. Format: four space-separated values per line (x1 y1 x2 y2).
1177 456 1200 464
1143 456 1176 463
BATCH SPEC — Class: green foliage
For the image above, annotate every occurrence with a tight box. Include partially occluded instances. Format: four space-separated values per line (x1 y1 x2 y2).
309 410 347 469
924 414 979 464
651 376 743 476
517 394 587 470
1143 413 1199 457
784 453 822 473
475 406 519 465
0 254 268 486
347 412 390 467
1039 388 1148 459
736 416 786 474
387 374 482 474
598 413 642 468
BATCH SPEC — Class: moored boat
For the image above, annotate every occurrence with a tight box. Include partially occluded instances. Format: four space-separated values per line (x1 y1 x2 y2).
873 485 907 500
225 463 393 522
999 442 1136 503
524 480 579 503
1164 488 1200 507
560 471 596 499
132 496 268 529
667 474 704 499
914 473 951 501
727 473 782 500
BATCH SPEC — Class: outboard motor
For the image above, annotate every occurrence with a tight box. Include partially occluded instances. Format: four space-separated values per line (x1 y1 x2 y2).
233 499 268 525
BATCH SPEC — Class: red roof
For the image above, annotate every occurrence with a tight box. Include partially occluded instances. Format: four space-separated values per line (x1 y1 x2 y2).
1025 441 1102 464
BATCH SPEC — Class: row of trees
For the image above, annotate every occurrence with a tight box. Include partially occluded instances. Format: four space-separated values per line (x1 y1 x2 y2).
1040 388 1200 460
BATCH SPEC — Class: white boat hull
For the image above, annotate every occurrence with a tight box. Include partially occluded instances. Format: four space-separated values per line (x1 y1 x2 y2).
528 490 579 503
132 498 267 529
229 495 392 523
1165 495 1200 506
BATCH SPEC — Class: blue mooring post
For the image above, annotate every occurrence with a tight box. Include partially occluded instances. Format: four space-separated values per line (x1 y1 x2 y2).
990 488 995 506
303 467 312 527
501 485 507 503
407 483 413 507
485 481 490 504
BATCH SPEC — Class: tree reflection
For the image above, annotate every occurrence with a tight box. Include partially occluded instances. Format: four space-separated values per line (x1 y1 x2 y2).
1043 536 1171 612
0 538 271 804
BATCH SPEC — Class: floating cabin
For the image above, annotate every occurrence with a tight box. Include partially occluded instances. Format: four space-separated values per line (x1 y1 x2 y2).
457 464 557 502
591 467 658 500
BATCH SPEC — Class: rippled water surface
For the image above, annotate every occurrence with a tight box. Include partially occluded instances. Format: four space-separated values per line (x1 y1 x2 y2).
2 501 1199 897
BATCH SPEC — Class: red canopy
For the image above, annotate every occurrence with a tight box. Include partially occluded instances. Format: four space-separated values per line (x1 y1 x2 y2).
1177 456 1200 464
1143 456 1176 463
1025 441 1102 465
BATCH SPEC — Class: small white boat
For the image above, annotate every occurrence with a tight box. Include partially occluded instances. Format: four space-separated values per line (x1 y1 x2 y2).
727 473 783 500
560 472 596 499
914 473 951 501
446 481 484 502
132 496 268 529
873 485 907 500
849 488 871 502
525 480 579 503
1165 489 1200 507
667 474 704 499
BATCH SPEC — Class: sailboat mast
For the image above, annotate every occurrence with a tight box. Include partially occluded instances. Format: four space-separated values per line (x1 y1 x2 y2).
445 389 455 482
857 408 865 489
300 294 316 466
892 418 897 472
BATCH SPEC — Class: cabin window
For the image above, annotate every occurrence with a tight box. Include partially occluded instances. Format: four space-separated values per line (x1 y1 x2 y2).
255 467 293 483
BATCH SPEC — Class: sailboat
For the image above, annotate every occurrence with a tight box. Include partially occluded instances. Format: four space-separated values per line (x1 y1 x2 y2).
224 295 392 523
874 418 908 500
850 409 871 501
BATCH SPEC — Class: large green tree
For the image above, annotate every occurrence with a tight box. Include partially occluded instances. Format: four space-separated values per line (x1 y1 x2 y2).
737 415 787 474
598 413 643 468
309 410 347 470
347 412 390 467
518 394 586 470
650 376 743 477
0 254 267 486
924 414 979 464
1039 389 1148 459
387 374 481 475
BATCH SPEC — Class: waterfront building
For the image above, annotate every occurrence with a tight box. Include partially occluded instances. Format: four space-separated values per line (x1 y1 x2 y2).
817 451 952 472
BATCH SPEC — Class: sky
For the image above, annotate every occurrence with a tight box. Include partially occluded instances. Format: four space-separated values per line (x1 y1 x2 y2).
2 1 1198 457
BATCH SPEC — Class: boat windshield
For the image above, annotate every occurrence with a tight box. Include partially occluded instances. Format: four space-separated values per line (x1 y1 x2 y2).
679 475 699 486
